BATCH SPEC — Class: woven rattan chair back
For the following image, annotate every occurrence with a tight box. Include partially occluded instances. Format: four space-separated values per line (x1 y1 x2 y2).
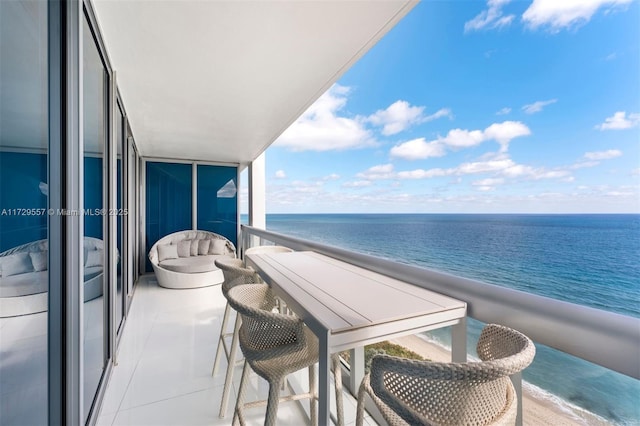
227 284 306 362
359 324 535 426
215 257 260 294
227 284 345 426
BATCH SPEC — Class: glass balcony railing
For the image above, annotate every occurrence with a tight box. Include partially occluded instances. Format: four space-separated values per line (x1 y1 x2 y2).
240 224 640 425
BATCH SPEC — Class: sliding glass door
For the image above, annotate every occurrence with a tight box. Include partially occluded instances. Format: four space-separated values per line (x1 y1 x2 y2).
82 12 108 423
144 161 239 270
0 2 49 424
197 164 238 244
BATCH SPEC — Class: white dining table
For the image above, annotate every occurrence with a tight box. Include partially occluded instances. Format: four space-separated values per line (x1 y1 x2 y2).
245 250 467 425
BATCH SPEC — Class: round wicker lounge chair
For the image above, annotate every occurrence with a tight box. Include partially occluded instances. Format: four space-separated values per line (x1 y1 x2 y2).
148 230 235 289
227 283 344 426
0 237 106 317
356 323 536 426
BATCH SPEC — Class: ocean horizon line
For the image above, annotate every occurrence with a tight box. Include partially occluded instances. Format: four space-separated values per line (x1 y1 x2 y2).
246 212 640 216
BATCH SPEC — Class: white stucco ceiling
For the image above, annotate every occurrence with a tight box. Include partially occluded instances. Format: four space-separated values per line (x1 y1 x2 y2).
92 0 416 165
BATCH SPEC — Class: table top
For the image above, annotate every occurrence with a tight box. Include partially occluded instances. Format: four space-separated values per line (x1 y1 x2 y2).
246 251 466 340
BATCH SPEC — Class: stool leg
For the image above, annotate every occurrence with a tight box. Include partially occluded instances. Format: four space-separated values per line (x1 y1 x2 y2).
232 360 251 425
212 302 232 376
219 313 242 418
265 380 282 426
355 379 367 426
332 355 344 426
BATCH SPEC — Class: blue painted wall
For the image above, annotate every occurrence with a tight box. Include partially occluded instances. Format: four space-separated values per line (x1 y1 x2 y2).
197 164 237 247
0 152 103 252
145 162 193 270
0 152 47 252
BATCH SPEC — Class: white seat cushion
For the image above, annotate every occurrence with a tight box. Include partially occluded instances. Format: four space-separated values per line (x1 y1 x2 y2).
160 254 225 274
0 271 48 297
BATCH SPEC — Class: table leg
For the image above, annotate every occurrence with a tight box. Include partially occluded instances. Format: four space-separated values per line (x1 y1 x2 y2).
318 332 331 425
349 347 364 393
451 316 467 362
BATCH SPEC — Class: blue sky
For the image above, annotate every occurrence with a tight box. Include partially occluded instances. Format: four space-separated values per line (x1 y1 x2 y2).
251 0 640 214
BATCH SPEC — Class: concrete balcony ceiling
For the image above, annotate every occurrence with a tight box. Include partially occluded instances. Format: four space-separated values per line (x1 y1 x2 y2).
92 0 416 164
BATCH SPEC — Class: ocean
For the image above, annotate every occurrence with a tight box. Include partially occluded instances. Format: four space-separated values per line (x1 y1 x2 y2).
259 213 640 425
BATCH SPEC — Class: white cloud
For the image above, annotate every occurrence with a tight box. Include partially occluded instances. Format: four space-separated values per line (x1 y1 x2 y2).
441 129 486 148
457 156 517 175
483 121 532 152
217 179 237 198
274 170 287 179
604 52 617 61
522 0 633 32
322 173 341 181
472 177 505 192
465 0 515 32
472 178 505 186
424 108 454 122
342 180 372 188
583 149 623 160
368 101 452 136
356 164 396 180
570 160 600 170
522 99 557 114
390 138 446 160
397 168 449 179
596 111 640 130
368 101 424 135
496 107 511 115
274 84 376 151
390 121 531 160
388 152 574 184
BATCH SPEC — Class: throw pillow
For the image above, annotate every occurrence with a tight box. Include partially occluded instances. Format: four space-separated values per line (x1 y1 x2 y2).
190 239 199 256
0 253 34 277
177 240 191 258
85 250 103 268
157 244 178 262
209 239 227 255
198 239 210 255
30 251 48 272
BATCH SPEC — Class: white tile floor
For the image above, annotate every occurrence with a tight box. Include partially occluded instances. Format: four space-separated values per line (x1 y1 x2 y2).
96 275 378 426
0 292 106 425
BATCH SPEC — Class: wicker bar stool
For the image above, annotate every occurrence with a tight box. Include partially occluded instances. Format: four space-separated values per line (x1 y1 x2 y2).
212 257 261 418
227 283 344 426
356 324 536 426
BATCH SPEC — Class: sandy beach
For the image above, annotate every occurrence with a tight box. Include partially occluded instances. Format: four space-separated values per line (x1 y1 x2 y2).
390 335 611 426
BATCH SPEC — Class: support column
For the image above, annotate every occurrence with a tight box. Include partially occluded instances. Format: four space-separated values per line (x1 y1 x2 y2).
248 152 266 230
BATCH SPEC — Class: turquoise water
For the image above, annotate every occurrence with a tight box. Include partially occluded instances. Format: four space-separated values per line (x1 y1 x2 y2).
261 213 640 425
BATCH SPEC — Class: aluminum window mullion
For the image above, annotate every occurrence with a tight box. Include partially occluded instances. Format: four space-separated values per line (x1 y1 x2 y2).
48 2 63 424
192 163 197 230
108 71 117 363
48 1 83 424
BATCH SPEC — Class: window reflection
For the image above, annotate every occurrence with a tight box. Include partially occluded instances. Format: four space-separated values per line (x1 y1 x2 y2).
145 162 193 271
0 1 49 424
197 165 238 246
116 105 124 331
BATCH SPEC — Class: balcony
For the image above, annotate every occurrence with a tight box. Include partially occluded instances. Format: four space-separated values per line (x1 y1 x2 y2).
83 226 639 425
3 1 637 424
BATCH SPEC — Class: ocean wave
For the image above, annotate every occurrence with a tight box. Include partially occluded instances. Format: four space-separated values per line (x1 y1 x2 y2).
522 382 612 425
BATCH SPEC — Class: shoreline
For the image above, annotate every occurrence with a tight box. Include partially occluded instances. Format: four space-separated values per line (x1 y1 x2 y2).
390 335 611 426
